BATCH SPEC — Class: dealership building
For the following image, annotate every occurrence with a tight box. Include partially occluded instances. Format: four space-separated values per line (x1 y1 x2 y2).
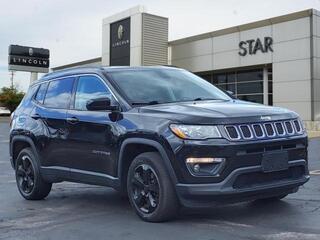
52 6 320 130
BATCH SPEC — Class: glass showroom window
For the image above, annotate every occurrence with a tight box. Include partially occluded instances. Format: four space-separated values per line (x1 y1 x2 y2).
235 69 263 104
198 67 273 105
268 67 273 105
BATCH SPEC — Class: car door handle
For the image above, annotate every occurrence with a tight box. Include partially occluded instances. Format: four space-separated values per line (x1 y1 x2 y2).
67 117 79 124
31 113 42 120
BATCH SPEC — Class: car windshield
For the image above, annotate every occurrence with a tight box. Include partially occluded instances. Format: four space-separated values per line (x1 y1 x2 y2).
109 68 231 105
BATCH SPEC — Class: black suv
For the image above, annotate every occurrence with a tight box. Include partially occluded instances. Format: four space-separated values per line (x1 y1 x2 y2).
10 66 309 222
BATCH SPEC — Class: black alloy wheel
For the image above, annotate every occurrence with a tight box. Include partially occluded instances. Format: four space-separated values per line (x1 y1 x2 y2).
127 152 179 222
16 155 35 194
15 148 52 200
131 164 160 214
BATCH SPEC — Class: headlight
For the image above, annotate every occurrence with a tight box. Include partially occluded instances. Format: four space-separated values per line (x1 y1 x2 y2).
170 124 222 140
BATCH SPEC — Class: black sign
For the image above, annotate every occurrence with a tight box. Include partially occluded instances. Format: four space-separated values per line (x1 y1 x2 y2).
9 45 49 59
9 56 49 68
8 45 50 72
238 37 273 56
110 18 130 66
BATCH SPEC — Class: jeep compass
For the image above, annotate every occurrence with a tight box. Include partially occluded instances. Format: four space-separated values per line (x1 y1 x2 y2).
10 66 309 222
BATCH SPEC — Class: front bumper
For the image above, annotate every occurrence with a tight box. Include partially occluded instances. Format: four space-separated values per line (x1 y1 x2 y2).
176 159 309 207
169 134 309 207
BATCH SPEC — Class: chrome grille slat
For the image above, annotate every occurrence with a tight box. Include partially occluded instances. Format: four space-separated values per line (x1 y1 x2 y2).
284 121 294 135
263 123 276 137
292 120 302 134
274 122 285 136
224 119 303 141
225 126 241 140
252 124 265 138
239 125 253 139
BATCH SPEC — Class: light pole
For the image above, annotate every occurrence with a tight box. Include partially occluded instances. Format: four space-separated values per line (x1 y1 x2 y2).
9 71 15 89
30 72 38 84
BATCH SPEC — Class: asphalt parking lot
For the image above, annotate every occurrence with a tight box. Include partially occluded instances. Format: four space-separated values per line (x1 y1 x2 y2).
0 117 319 240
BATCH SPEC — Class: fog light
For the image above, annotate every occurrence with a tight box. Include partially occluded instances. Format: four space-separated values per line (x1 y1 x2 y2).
193 164 200 172
186 157 226 176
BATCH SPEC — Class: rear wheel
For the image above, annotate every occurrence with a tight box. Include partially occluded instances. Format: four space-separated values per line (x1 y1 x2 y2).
127 152 179 222
15 148 52 200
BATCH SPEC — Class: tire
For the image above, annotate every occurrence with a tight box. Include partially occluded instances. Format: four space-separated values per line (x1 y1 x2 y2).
127 152 179 222
15 147 52 200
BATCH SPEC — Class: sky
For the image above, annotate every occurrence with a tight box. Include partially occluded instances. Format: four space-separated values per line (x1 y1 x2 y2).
1 0 320 92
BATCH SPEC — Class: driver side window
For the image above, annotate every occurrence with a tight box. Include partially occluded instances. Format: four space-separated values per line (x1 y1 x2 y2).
74 76 112 111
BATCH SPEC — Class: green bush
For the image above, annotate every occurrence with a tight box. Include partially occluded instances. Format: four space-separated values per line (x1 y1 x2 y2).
0 86 25 113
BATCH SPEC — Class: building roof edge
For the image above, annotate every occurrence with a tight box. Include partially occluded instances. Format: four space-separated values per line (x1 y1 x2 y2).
169 9 314 45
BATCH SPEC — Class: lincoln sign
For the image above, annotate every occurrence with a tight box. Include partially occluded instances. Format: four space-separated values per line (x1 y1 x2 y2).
8 45 50 73
110 18 130 66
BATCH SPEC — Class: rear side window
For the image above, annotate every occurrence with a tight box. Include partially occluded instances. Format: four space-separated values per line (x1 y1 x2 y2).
34 83 48 104
44 77 74 109
18 85 38 108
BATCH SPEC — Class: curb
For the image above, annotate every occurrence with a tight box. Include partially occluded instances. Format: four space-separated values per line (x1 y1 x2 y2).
0 117 10 122
308 131 320 139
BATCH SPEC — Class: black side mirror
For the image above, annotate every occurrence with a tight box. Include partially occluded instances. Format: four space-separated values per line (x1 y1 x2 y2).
86 97 119 111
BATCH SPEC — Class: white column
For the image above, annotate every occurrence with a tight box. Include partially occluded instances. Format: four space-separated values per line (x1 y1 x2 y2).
30 72 38 84
263 66 268 105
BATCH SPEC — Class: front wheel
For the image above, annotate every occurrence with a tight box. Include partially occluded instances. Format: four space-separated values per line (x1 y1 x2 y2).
15 148 52 200
127 152 179 222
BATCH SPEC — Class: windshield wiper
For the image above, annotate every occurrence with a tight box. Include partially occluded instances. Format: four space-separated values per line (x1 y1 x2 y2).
131 101 160 106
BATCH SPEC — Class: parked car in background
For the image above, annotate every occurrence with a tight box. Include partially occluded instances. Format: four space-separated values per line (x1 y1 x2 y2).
0 107 10 116
9 66 309 222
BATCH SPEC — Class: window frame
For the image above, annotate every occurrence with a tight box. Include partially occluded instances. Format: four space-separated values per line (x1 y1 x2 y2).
33 82 49 105
19 84 39 108
41 77 76 110
31 73 119 111
71 74 118 112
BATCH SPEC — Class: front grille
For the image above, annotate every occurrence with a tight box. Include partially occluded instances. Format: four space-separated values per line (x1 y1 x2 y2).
285 121 294 134
275 122 285 135
225 126 240 140
240 125 252 139
252 124 264 138
233 166 305 189
293 120 302 133
264 123 275 137
224 119 303 141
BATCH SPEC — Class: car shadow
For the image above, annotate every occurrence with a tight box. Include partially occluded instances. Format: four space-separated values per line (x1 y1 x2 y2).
40 183 296 224
179 198 293 221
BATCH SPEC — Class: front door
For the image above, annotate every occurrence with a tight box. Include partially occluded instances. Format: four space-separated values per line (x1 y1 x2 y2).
66 75 119 179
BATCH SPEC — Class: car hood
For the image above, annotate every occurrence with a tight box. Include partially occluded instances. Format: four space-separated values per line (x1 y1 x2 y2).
137 100 298 124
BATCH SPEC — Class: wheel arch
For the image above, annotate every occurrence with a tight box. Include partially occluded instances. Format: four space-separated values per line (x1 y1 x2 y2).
118 138 178 192
10 135 39 168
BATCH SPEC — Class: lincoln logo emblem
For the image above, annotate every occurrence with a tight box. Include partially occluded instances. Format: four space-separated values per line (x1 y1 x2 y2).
29 48 33 56
117 25 124 40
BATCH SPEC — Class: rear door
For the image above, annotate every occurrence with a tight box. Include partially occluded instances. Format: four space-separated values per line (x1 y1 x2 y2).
34 77 75 174
65 75 119 178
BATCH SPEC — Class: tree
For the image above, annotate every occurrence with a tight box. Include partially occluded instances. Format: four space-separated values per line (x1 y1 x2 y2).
0 86 25 113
